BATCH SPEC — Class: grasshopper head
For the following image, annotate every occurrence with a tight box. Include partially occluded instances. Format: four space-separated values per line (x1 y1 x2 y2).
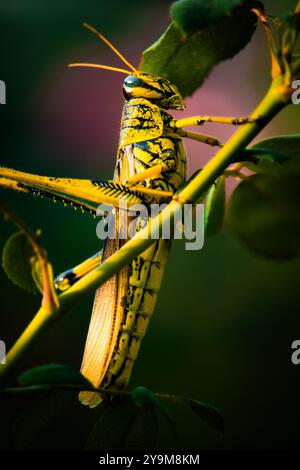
123 72 185 110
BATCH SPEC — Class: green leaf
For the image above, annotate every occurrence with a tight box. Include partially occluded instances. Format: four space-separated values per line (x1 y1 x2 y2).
2 231 37 293
245 135 300 174
141 1 259 96
180 397 224 434
204 176 226 236
227 173 300 260
171 0 244 33
85 396 139 449
18 364 92 387
125 404 158 450
159 393 223 434
240 147 289 166
132 386 177 437
13 390 75 449
280 9 300 59
132 386 167 411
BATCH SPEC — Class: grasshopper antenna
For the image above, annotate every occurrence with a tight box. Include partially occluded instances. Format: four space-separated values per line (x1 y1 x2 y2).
78 22 138 74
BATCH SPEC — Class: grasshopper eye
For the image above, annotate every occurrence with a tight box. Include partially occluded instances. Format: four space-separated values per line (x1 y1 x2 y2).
124 75 143 87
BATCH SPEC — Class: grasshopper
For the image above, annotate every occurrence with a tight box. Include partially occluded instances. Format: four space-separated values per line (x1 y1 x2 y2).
0 23 256 407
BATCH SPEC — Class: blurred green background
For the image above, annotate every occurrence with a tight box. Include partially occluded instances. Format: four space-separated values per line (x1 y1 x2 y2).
1 0 300 449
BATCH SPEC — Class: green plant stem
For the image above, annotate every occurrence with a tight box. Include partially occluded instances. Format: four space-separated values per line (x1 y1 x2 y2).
0 78 289 387
0 382 218 406
0 307 57 384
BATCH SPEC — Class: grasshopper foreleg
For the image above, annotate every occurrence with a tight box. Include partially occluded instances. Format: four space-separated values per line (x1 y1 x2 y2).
125 150 177 187
172 130 223 148
172 115 261 129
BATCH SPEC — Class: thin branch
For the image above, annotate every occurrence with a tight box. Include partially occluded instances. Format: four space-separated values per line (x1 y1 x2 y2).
251 7 282 79
0 383 130 397
0 383 218 407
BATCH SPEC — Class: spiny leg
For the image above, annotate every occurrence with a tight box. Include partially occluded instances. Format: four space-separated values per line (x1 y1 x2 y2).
0 167 152 209
172 115 261 129
0 177 98 216
55 251 103 291
93 180 173 202
172 129 223 147
0 178 29 195
127 185 173 199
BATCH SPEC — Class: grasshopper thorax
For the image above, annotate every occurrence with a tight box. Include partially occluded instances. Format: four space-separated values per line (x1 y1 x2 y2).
123 72 185 111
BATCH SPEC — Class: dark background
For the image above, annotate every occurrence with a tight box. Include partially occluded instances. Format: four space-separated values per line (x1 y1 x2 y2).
1 0 300 449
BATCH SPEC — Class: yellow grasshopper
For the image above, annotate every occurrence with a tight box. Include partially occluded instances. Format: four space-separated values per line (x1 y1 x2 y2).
0 23 256 408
